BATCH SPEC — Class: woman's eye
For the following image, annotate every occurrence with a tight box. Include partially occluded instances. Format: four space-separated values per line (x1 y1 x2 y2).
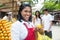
25 10 28 12
25 10 31 13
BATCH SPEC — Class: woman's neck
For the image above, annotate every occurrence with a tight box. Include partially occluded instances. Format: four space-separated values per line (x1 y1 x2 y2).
21 19 28 22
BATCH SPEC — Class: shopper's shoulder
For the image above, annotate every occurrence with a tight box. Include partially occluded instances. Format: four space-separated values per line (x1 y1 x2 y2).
11 21 23 31
48 14 52 18
12 20 21 26
29 22 33 25
48 14 52 16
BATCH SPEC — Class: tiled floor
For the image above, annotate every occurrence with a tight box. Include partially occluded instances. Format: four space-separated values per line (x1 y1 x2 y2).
52 25 60 40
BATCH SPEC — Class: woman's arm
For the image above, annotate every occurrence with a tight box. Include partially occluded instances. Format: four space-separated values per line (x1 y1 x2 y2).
32 16 36 24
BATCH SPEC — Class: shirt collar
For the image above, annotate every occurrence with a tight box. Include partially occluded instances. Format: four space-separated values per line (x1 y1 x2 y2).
21 20 30 24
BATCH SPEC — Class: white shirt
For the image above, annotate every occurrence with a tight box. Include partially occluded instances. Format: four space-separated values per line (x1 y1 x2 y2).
10 20 34 40
42 14 53 31
3 16 8 20
3 16 12 21
35 17 41 26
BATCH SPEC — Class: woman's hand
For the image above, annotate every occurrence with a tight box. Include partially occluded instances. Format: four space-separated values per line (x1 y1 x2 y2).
47 29 50 32
34 27 40 32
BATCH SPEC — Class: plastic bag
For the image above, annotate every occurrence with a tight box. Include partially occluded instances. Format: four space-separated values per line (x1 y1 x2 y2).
35 32 51 40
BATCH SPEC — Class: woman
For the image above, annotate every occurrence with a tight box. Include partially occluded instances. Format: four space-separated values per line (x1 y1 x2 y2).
32 11 42 26
32 11 43 40
11 4 35 40
32 11 43 33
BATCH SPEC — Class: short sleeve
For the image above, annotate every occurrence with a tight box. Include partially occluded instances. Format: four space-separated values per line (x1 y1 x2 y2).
10 21 28 40
49 15 54 21
3 16 8 20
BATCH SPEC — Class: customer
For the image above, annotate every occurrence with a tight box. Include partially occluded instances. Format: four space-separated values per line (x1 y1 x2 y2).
32 11 43 40
32 11 42 26
42 9 53 38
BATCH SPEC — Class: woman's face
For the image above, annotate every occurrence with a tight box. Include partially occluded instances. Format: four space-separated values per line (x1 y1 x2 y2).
21 6 31 21
8 14 12 18
36 12 39 16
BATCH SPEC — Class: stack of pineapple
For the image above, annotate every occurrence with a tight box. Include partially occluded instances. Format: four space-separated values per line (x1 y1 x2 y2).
0 19 12 40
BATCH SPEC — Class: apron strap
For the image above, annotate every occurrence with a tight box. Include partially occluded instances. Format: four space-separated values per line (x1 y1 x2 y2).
23 23 34 28
23 23 28 29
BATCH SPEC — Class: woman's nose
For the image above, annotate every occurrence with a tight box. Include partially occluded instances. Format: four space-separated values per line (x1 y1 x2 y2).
26 12 31 16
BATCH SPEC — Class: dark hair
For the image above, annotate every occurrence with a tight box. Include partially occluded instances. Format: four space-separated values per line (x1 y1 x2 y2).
6 14 8 16
35 11 41 19
17 4 32 22
43 9 48 12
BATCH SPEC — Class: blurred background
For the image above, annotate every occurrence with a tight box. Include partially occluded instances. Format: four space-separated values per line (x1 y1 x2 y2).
0 0 60 40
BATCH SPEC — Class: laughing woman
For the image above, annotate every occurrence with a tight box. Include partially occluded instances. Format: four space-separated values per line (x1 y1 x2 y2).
10 4 35 40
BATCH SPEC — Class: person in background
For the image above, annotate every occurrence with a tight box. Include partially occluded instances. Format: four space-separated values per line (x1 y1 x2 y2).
32 11 42 26
32 11 43 40
12 14 17 23
41 9 53 38
32 11 43 34
3 12 12 22
11 3 35 40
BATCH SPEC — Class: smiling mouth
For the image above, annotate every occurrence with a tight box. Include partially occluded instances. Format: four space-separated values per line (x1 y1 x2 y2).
25 16 30 19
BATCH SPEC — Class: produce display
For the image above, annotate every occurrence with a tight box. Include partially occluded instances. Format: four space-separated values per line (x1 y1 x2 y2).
0 19 12 40
36 24 42 29
35 24 51 40
36 24 44 34
37 32 51 40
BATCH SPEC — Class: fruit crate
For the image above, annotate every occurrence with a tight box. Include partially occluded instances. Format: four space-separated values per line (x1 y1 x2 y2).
0 19 12 40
